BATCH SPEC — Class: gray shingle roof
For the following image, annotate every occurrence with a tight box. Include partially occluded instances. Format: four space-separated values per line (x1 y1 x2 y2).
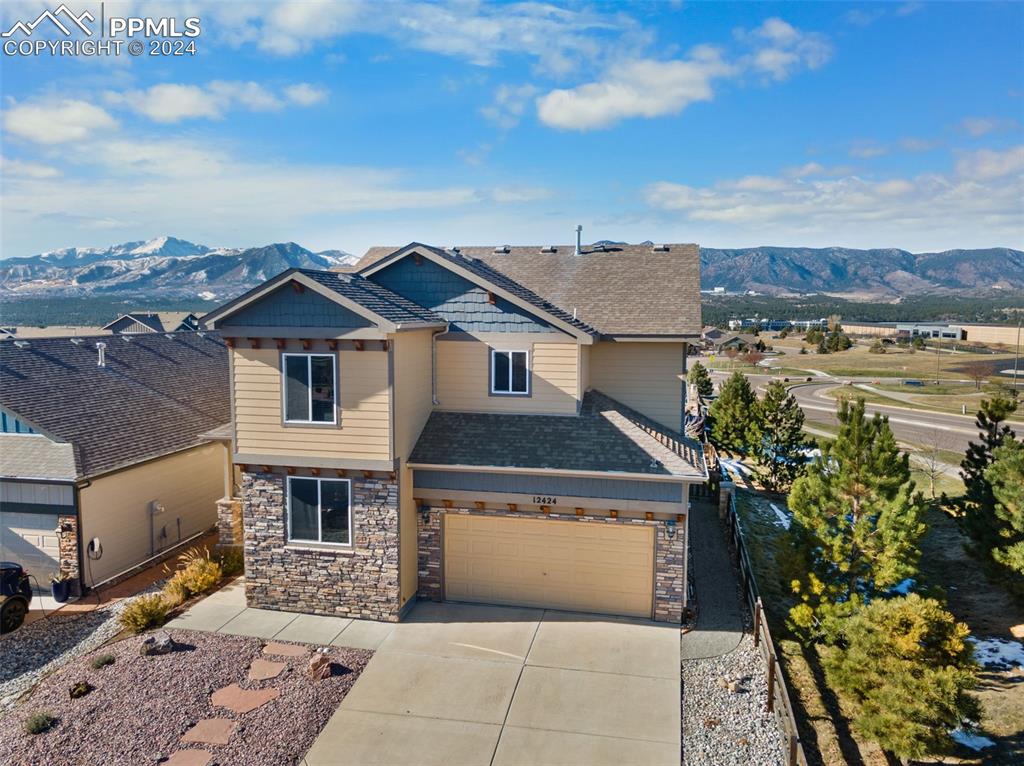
0 333 231 479
358 243 702 337
297 269 446 325
409 390 706 479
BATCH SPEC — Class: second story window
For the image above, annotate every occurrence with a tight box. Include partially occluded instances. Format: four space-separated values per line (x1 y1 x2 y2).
491 349 529 395
283 353 336 424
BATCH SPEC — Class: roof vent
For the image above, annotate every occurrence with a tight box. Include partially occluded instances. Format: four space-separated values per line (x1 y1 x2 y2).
96 342 107 367
592 244 605 252
13 340 29 349
574 225 583 256
540 245 558 254
493 245 510 254
70 337 84 345
450 246 461 254
652 244 670 252
121 335 132 342
164 333 175 339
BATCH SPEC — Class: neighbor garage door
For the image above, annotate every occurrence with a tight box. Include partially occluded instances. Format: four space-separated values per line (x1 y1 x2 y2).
0 511 61 588
444 514 654 619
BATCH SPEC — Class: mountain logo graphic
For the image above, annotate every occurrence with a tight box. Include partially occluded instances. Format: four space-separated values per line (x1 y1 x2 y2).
2 5 95 37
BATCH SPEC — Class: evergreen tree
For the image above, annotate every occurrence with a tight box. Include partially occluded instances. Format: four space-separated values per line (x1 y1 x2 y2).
986 438 1024 575
787 398 926 641
687 361 714 399
753 381 807 491
821 594 980 761
960 393 1018 556
816 338 828 355
709 372 756 455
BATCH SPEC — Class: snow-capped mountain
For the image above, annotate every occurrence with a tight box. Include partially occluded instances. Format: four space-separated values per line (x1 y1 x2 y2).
0 237 359 298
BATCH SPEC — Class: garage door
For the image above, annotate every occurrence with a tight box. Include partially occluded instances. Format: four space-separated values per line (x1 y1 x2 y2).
0 512 60 588
444 515 654 618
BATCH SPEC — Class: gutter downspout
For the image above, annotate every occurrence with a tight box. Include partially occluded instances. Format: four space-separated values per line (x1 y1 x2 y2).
431 323 451 405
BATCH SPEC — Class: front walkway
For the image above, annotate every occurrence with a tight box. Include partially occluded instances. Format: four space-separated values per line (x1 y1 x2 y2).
170 594 681 766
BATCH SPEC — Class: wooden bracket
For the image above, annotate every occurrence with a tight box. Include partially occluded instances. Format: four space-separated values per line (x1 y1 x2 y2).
644 511 654 521
413 253 423 266
609 510 619 519
224 337 235 348
507 503 517 512
275 338 286 350
335 469 347 478
540 506 551 514
414 497 424 506
286 467 296 475
261 465 272 473
361 470 373 479
381 340 389 352
354 340 365 352
473 501 485 510
310 467 321 476
486 291 496 305
442 499 453 509
238 463 248 472
326 339 338 351
291 280 305 293
676 514 685 523
575 507 585 516
301 339 312 351
249 338 261 349
389 471 397 482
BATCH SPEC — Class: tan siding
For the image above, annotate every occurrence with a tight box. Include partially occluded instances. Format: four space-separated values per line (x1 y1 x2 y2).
589 341 683 431
436 339 578 415
232 345 390 461
79 443 222 584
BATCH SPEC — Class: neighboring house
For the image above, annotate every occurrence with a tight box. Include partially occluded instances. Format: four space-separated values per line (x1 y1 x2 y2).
714 333 760 353
701 325 725 349
0 333 231 592
202 242 708 624
102 312 200 335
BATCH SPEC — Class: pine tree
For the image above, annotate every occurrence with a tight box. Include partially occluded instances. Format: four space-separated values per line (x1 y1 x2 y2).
960 393 1018 556
816 338 828 355
753 381 807 491
986 438 1024 575
709 371 756 455
786 398 926 641
821 594 980 761
687 361 714 399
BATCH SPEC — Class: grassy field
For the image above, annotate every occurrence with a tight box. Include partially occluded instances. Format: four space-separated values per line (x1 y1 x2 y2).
826 383 991 417
735 487 1023 765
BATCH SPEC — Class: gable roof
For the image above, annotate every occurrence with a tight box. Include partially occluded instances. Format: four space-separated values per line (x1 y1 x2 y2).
201 268 446 332
0 333 231 479
358 243 701 337
409 389 706 480
102 313 165 333
359 243 598 340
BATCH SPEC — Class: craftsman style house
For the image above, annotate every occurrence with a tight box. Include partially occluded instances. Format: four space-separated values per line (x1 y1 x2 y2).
202 242 707 624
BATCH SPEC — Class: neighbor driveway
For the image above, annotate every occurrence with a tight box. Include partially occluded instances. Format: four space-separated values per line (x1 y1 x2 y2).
302 601 680 766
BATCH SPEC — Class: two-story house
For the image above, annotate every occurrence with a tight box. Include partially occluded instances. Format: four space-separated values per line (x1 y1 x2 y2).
202 241 707 624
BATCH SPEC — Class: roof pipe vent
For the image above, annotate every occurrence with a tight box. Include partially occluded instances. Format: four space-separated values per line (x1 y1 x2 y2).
493 245 510 254
13 340 29 349
653 244 670 252
541 245 557 254
96 342 107 367
574 225 583 256
450 246 461 254
70 338 83 345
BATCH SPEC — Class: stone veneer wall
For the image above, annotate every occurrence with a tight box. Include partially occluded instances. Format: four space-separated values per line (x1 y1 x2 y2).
417 507 686 624
57 514 80 593
215 497 243 548
242 470 401 621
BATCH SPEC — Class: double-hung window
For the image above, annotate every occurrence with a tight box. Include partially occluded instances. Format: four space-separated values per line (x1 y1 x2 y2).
287 476 352 546
490 349 529 395
283 353 336 424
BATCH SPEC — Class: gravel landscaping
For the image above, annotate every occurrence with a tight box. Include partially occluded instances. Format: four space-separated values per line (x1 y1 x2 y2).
681 634 787 766
0 629 371 766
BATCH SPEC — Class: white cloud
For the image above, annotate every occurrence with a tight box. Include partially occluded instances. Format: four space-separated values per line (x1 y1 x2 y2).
743 17 832 81
959 116 1018 137
3 99 117 144
284 83 328 106
481 84 538 127
900 137 941 152
537 47 734 130
955 145 1024 180
0 155 61 179
489 185 553 203
849 142 888 159
104 80 324 123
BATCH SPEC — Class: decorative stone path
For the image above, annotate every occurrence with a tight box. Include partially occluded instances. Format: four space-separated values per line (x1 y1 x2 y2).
181 719 237 746
263 641 308 657
211 683 281 714
162 749 212 766
248 658 286 681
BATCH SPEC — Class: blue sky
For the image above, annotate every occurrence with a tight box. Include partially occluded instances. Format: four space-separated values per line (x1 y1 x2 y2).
1 0 1022 257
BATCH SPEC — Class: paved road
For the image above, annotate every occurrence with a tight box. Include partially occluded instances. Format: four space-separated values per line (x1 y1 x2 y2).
712 371 1023 454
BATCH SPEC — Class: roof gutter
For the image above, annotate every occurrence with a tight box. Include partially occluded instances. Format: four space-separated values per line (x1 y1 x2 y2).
407 461 705 483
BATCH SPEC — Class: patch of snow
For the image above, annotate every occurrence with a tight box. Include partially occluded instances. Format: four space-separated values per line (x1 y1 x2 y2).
130 236 169 255
968 636 1024 669
950 727 996 751
768 502 791 530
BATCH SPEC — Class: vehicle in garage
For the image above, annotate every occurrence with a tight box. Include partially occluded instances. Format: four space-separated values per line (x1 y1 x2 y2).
0 333 232 598
202 240 708 624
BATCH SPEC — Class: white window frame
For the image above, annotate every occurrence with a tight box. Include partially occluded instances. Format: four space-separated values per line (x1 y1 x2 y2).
286 475 353 547
490 349 530 395
281 352 337 425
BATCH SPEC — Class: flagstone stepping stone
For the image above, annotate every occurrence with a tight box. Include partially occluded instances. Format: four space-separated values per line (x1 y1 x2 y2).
248 658 286 681
162 749 212 766
263 641 308 657
181 719 236 746
211 683 280 714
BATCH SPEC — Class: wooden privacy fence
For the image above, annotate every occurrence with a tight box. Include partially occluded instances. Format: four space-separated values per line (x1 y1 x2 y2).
720 477 809 766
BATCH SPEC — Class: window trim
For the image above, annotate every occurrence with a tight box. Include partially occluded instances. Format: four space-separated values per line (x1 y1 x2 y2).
281 352 338 425
286 475 353 547
489 348 531 396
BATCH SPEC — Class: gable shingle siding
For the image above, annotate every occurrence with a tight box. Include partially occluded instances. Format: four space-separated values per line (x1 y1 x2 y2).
220 283 373 329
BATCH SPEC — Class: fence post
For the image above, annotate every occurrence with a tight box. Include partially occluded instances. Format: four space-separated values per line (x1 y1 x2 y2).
753 600 761 648
767 654 776 714
788 735 798 766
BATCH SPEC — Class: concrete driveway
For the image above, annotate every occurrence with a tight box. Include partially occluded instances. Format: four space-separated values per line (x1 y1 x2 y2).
302 601 681 766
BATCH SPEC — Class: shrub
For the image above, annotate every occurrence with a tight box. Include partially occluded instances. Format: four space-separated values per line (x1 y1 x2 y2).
216 546 244 578
164 546 223 599
89 653 115 670
162 577 188 608
119 594 170 634
24 711 56 735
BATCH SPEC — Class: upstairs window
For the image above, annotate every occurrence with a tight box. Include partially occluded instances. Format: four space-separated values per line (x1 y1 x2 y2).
287 476 351 546
491 349 530 395
283 353 336 424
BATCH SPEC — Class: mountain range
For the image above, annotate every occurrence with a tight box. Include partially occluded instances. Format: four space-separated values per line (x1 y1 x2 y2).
0 237 1020 299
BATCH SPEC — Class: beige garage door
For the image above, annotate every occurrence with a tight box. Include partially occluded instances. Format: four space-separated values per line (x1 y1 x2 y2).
444 515 654 619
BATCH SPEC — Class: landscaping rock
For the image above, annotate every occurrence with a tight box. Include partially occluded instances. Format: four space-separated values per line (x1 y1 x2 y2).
262 642 307 657
162 749 212 766
181 719 236 746
247 659 285 681
308 653 330 681
140 631 176 656
210 684 280 714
